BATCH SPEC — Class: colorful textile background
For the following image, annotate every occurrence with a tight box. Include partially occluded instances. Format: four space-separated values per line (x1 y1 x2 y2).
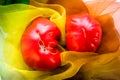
0 0 120 80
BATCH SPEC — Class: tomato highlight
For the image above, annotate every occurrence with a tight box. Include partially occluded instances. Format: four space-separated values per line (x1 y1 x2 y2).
21 13 102 71
21 18 61 71
66 14 102 52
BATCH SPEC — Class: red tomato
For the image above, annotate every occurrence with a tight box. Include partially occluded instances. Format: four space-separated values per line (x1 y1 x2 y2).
21 18 61 71
66 14 102 52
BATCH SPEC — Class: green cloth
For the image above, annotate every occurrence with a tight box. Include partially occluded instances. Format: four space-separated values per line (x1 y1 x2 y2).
0 0 29 5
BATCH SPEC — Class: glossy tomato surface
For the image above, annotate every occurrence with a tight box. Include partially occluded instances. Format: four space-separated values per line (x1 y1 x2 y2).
66 14 102 52
21 18 61 71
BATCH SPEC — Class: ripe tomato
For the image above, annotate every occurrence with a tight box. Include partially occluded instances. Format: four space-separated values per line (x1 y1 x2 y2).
21 17 61 71
66 14 102 52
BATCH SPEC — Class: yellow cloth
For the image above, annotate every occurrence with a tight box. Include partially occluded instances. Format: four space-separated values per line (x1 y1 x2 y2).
0 0 120 80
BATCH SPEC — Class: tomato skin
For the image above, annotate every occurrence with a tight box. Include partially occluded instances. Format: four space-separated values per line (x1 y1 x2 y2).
66 14 102 52
21 18 61 71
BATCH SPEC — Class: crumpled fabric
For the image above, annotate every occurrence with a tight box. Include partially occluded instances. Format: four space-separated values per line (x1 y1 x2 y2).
77 0 120 80
0 0 120 80
0 3 66 80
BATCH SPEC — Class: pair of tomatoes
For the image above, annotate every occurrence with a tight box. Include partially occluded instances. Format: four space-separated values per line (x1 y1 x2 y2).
21 14 102 71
